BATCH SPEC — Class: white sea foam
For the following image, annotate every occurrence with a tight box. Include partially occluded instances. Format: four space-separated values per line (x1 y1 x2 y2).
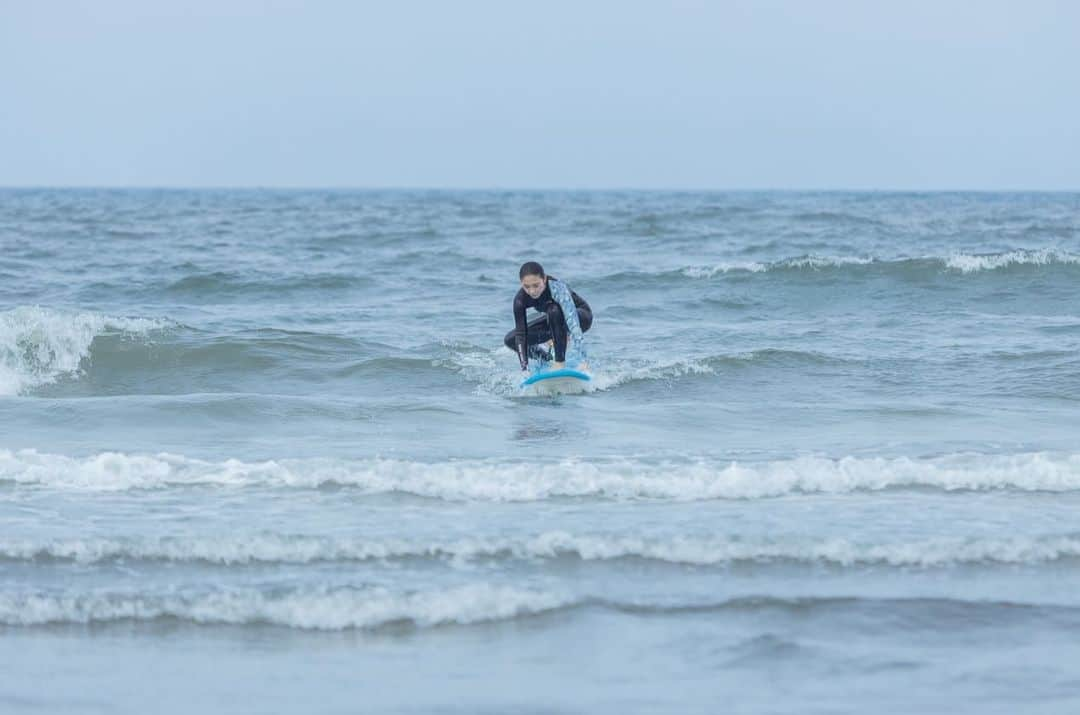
682 262 768 278
7 532 1080 568
4 449 1080 499
589 357 716 391
681 251 1080 278
945 249 1080 273
451 344 610 397
780 255 875 269
682 256 874 278
0 306 166 395
0 583 571 629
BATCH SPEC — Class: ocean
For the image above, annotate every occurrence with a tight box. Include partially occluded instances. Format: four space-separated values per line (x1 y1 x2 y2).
1 188 1079 713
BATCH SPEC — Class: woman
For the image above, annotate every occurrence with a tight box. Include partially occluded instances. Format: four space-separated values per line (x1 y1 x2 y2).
504 261 592 371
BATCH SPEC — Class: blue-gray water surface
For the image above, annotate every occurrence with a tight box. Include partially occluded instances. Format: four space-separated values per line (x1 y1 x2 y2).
2 189 1079 714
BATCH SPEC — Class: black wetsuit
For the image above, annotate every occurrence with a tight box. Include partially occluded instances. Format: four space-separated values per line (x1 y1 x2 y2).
504 277 593 369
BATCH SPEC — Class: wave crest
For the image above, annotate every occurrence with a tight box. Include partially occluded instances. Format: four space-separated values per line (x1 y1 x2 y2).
4 449 1080 499
2 586 1070 630
0 584 570 630
0 306 166 396
678 250 1080 279
7 531 1080 568
944 248 1080 273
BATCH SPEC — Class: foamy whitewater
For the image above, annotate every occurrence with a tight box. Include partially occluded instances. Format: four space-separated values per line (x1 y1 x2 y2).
2 189 1079 714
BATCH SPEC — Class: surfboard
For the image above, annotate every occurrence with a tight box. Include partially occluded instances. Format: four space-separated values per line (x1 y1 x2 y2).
520 365 592 395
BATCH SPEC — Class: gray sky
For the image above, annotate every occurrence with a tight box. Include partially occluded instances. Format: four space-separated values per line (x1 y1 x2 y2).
2 0 1077 189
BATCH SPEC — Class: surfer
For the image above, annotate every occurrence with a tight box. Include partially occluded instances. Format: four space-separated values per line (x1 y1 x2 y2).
504 261 592 371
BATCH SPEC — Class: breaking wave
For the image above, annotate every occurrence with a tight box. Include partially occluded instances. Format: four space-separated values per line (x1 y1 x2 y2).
0 306 167 396
677 249 1080 279
3 448 1079 499
0 583 570 630
7 531 1080 568
3 586 1075 630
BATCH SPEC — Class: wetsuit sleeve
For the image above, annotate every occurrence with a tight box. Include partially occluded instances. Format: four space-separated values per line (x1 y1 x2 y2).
571 289 590 314
549 279 587 359
513 290 529 370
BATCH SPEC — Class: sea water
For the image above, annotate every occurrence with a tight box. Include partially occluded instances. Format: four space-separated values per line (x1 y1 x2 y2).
1 189 1079 713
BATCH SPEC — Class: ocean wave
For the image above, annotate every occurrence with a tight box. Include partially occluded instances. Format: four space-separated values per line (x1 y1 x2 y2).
0 584 570 630
2 587 1072 630
7 532 1080 568
789 210 885 226
676 250 1080 279
681 255 874 278
3 316 382 395
609 595 1080 621
4 449 1079 499
680 262 769 277
587 350 848 391
587 357 717 390
0 306 167 396
334 356 455 379
944 248 1080 273
469 348 847 398
163 271 364 299
95 328 367 376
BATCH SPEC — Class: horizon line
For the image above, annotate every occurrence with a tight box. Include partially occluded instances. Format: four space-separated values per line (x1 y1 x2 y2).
1 184 1079 194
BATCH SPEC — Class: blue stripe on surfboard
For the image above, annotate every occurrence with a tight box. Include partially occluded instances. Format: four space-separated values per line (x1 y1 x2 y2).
520 368 591 388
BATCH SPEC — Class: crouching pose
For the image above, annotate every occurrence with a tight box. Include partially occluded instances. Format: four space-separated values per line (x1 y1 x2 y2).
504 261 592 371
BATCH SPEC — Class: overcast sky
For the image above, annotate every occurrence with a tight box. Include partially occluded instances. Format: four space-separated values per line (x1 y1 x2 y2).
1 0 1077 189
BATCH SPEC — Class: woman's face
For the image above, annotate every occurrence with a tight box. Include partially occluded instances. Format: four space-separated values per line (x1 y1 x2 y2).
521 274 546 299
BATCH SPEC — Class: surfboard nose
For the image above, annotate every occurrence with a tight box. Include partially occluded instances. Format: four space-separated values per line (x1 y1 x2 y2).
520 367 592 394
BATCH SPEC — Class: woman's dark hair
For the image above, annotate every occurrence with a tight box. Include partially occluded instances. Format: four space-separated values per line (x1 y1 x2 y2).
519 261 545 280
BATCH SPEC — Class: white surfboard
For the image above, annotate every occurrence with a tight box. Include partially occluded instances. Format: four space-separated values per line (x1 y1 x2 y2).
520 365 592 395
